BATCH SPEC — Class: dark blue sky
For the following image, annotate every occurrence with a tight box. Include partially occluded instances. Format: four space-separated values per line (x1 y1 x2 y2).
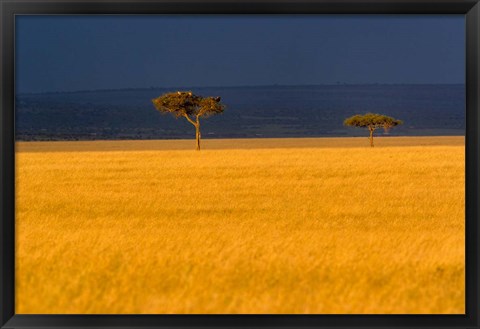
16 15 465 94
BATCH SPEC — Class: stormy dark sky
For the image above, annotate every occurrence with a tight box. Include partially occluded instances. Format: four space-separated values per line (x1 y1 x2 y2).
16 15 464 93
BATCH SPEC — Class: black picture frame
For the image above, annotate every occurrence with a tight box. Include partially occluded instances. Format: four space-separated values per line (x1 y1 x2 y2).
1 1 479 328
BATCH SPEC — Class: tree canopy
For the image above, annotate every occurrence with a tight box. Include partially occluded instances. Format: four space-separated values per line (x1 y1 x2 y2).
344 113 403 131
152 91 225 118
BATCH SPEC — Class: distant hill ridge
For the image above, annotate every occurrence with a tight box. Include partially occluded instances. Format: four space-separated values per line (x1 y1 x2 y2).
17 83 464 96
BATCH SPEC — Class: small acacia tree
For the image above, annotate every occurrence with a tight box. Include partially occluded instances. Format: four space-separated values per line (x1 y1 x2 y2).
344 113 403 147
152 91 225 151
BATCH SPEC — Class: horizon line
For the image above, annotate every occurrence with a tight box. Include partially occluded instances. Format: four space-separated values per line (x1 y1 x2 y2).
17 82 466 96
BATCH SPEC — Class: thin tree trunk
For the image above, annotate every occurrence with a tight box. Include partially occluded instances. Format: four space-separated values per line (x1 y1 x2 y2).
195 123 201 151
369 127 374 147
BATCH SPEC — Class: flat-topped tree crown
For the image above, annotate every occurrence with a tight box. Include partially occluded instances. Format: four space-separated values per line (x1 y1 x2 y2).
344 113 403 147
152 91 225 150
152 91 201 117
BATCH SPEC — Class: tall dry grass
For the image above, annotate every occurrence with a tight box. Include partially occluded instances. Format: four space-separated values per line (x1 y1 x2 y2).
15 137 464 314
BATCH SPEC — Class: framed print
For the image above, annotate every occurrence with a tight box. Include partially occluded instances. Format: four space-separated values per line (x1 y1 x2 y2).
1 0 479 328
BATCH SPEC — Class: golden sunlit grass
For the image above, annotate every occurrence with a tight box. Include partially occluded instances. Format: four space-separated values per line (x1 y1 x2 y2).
15 137 464 314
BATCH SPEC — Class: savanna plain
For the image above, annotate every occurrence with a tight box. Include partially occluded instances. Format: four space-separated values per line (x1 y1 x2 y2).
15 136 465 314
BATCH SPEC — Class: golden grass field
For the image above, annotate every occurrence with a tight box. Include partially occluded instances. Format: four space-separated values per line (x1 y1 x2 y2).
15 136 465 314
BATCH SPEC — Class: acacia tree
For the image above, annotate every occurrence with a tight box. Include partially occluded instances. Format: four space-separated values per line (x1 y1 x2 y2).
344 113 403 147
152 91 225 150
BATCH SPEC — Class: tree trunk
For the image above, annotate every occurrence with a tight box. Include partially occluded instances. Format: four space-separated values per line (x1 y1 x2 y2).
195 123 201 151
369 127 374 147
